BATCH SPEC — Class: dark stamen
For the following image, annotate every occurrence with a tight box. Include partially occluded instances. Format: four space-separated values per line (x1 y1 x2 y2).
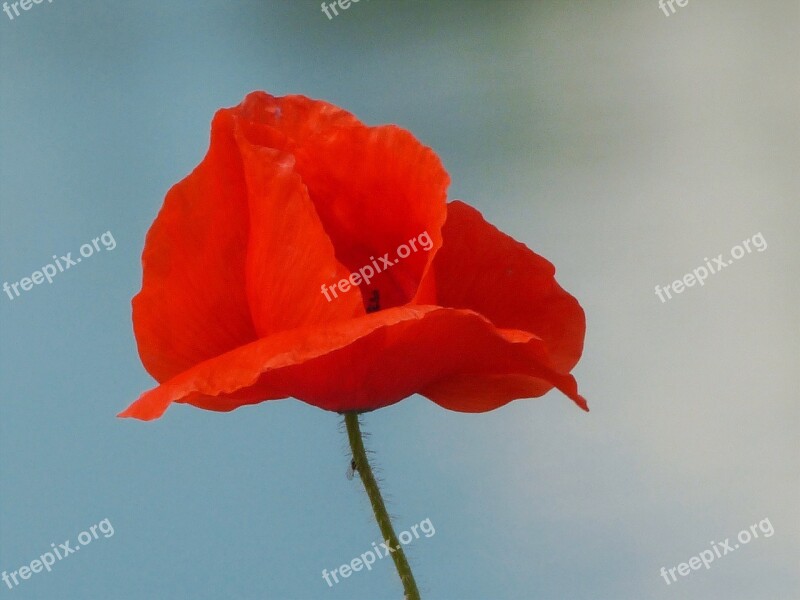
366 290 381 313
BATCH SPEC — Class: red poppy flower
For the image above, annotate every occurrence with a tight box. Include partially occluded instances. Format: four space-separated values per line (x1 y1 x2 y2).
120 91 586 421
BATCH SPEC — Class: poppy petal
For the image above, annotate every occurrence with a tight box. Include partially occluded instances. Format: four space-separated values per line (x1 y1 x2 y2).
233 91 362 152
233 129 364 337
292 125 449 310
119 306 585 421
422 371 587 413
132 109 257 383
424 200 586 373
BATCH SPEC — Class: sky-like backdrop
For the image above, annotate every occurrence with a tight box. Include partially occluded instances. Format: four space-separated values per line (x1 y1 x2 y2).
1 1 798 598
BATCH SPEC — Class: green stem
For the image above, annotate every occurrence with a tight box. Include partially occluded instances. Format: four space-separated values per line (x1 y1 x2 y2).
344 412 421 600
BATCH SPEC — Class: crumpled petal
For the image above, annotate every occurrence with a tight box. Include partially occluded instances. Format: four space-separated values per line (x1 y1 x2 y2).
417 200 587 412
119 306 584 421
233 126 363 337
132 110 257 382
234 91 361 152
425 200 585 372
292 125 450 310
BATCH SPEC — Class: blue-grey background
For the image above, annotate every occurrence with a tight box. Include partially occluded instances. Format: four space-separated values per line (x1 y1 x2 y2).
1 1 798 598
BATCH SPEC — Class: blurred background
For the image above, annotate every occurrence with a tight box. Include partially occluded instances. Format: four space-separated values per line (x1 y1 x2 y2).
1 1 798 598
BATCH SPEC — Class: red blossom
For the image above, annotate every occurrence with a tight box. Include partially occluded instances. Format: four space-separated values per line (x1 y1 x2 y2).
120 91 586 420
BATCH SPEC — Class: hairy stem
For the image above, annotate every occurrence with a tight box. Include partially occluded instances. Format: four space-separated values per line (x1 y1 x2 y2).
344 412 421 600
